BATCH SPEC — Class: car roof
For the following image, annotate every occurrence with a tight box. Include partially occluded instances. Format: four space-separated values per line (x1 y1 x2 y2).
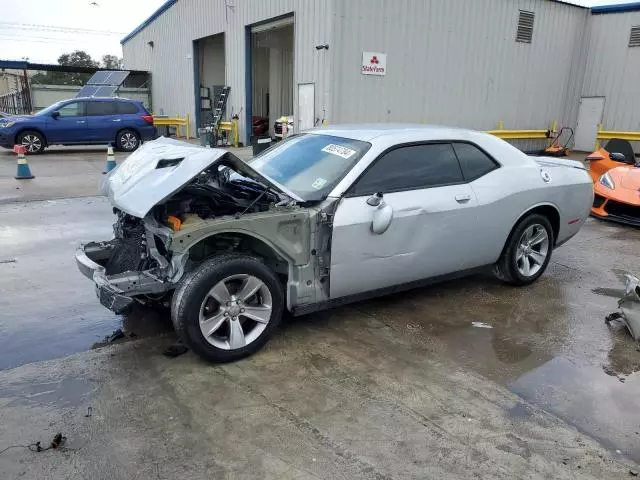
306 123 477 142
72 97 137 102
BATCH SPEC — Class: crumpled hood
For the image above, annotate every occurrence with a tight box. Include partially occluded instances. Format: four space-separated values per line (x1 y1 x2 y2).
102 137 301 218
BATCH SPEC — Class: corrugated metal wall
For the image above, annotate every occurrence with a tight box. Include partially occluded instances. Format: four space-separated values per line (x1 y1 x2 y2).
583 11 640 131
330 0 588 136
122 0 335 143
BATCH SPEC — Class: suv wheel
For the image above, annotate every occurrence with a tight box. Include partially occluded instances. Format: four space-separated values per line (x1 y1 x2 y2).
116 129 140 152
18 131 45 154
171 254 284 363
493 213 554 286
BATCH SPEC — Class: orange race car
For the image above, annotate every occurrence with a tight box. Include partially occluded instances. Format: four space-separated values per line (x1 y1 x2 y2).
587 138 640 226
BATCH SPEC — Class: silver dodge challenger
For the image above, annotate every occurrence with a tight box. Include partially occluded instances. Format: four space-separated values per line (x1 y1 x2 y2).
76 125 593 362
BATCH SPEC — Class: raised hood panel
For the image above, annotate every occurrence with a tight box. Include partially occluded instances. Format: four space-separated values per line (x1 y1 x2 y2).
101 137 302 218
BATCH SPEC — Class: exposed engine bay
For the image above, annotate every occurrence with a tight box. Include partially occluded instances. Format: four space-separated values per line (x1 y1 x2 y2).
105 162 285 277
152 163 281 224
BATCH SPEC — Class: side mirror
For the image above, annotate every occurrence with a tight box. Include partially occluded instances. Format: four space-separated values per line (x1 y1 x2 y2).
371 203 394 235
51 111 60 119
610 152 627 162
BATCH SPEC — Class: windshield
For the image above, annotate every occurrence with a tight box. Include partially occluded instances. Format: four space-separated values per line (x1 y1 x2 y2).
249 134 371 201
604 138 635 162
35 101 66 116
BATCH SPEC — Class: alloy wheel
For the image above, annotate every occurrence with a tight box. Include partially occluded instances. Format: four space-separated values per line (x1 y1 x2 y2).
515 224 549 277
120 132 138 150
198 274 273 350
21 134 42 153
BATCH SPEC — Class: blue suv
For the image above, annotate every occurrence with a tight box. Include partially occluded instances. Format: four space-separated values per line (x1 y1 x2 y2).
0 97 156 154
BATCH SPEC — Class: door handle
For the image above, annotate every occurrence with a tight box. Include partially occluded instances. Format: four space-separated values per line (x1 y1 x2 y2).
112 119 121 122
76 120 85 124
455 194 471 203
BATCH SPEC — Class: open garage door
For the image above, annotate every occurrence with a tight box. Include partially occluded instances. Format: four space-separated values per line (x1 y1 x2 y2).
248 16 294 142
195 33 226 131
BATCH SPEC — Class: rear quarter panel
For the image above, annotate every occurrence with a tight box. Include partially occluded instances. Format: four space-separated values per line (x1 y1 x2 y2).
469 161 592 263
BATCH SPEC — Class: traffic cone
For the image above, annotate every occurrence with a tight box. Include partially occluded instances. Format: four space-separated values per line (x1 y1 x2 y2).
103 144 116 174
13 145 34 180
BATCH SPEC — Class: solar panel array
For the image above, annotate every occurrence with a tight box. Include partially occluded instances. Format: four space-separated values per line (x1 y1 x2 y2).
86 71 129 86
76 85 119 98
75 71 130 98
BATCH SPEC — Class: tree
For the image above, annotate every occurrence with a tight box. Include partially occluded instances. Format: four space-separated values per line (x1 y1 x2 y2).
57 50 99 69
31 50 100 86
101 55 123 70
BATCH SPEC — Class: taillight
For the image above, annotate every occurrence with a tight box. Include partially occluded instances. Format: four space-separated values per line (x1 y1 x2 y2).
142 115 154 124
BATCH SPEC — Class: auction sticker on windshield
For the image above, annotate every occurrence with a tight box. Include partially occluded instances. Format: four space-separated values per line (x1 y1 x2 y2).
312 177 328 190
322 144 357 159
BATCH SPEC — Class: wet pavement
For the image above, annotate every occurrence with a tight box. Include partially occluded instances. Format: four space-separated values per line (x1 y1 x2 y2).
0 196 173 370
353 218 640 461
1 192 640 467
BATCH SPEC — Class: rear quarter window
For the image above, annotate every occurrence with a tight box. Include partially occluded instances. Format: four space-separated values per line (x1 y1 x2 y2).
116 102 139 114
452 142 499 181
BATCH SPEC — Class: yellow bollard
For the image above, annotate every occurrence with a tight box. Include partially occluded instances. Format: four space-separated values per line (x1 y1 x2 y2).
231 118 238 147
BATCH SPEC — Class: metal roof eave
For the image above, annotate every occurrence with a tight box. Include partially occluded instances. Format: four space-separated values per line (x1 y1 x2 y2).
120 0 178 45
591 2 640 14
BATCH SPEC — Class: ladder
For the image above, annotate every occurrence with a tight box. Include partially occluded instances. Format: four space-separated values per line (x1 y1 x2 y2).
211 86 231 131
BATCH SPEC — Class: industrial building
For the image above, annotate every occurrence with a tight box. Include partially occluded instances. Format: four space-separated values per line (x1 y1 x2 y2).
120 0 640 151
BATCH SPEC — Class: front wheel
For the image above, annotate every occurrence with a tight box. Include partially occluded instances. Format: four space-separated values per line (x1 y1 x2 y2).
116 129 140 152
493 214 554 286
18 130 45 154
171 254 284 363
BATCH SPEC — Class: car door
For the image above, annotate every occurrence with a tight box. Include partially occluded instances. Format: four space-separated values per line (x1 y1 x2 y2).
449 141 504 266
45 101 86 144
329 142 479 299
86 100 119 142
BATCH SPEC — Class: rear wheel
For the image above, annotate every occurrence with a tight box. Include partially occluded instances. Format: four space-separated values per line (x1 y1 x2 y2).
17 130 45 154
493 214 554 286
116 129 140 152
171 254 284 363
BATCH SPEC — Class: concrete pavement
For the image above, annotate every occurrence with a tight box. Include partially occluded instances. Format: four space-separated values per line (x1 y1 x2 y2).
0 316 636 479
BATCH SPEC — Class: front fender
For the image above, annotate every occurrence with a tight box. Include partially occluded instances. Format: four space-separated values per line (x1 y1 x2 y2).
171 210 311 267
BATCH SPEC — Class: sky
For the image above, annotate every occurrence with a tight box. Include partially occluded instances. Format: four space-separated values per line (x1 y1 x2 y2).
0 0 165 64
0 0 633 65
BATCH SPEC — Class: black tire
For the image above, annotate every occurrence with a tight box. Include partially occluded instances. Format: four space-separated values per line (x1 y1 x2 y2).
17 130 45 154
171 254 284 363
493 213 554 286
116 129 140 152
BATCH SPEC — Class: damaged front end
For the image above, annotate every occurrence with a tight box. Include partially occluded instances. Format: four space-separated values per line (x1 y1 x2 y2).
76 137 299 313
76 211 177 313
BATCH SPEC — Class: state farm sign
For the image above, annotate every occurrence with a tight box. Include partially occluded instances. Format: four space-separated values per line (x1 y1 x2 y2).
361 52 386 76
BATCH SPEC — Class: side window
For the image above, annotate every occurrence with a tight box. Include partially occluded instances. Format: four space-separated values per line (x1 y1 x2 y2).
116 102 139 114
452 142 499 181
350 143 463 195
57 102 83 117
86 101 117 116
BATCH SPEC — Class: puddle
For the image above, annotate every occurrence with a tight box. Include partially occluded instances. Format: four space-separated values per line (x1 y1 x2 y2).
0 197 172 371
510 355 640 462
